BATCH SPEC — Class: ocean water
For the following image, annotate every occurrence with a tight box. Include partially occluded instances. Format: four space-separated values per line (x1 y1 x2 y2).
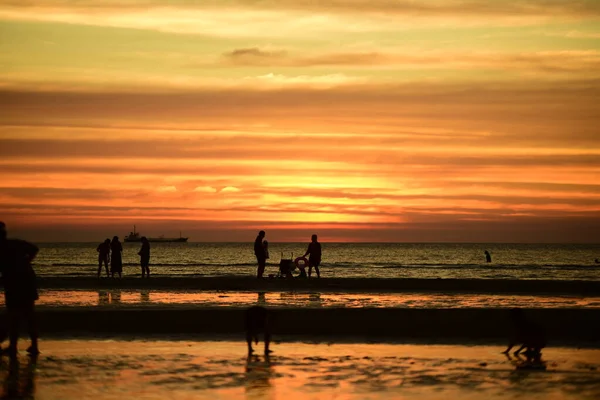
32 242 600 280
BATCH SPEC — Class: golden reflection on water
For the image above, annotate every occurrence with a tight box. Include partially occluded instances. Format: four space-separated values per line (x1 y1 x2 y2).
1 290 596 309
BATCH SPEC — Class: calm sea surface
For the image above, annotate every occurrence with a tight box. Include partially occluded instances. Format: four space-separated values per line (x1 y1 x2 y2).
33 243 600 280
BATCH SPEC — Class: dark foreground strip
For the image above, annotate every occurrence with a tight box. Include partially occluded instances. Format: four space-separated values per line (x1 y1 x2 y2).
35 277 600 295
31 307 600 343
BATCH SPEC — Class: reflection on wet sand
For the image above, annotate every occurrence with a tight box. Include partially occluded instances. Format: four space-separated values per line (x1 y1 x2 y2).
7 340 600 400
6 290 598 310
140 290 150 303
1 355 37 399
245 355 273 400
97 290 122 306
257 292 266 306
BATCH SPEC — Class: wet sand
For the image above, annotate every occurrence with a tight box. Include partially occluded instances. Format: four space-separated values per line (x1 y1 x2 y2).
6 289 599 309
29 307 600 343
35 277 600 295
2 340 599 400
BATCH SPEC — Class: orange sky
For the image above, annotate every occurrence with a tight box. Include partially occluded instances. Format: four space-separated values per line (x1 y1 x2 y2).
0 0 599 242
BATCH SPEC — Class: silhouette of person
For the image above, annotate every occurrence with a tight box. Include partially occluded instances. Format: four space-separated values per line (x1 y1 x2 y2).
595 259 599 264
0 222 40 357
254 231 267 279
303 234 322 278
138 236 150 278
97 238 111 278
110 236 123 278
245 306 271 355
502 308 546 362
485 250 492 263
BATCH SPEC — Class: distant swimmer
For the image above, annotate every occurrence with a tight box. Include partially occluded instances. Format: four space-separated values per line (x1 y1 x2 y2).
596 259 599 264
138 236 150 278
303 234 322 278
245 306 272 355
503 308 546 362
485 250 492 263
97 238 111 278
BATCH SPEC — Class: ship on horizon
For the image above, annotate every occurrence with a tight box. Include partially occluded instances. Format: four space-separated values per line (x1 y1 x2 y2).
124 226 188 243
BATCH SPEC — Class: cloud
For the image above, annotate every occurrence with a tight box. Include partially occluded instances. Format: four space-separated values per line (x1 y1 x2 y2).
219 48 600 75
1 1 598 40
220 186 241 193
194 186 218 193
157 185 177 192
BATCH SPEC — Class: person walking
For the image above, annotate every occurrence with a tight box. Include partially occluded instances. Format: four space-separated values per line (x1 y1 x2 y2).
110 236 123 278
0 222 40 356
97 238 111 278
254 231 267 278
303 234 322 278
138 236 150 278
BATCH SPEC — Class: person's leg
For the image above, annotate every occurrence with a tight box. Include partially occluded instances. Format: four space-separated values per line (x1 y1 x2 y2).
24 303 39 354
98 261 102 278
315 266 320 278
145 265 150 277
141 264 145 278
308 266 313 278
246 331 254 355
264 331 271 354
257 258 266 278
104 260 109 277
7 306 20 356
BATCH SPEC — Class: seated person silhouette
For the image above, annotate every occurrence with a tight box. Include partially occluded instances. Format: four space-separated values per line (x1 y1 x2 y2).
245 306 272 355
503 308 546 362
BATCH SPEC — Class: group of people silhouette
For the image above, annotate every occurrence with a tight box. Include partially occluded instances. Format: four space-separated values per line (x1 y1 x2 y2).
96 236 150 278
254 231 322 279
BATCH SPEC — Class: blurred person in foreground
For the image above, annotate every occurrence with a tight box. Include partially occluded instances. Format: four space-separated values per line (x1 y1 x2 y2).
0 222 40 357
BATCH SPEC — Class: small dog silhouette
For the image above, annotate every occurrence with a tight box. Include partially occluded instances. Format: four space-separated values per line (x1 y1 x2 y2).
245 306 272 355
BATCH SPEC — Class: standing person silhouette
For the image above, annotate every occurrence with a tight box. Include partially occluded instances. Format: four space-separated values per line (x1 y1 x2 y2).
96 238 111 278
303 234 322 278
485 250 492 263
254 231 266 279
0 222 40 356
110 236 123 278
138 237 150 278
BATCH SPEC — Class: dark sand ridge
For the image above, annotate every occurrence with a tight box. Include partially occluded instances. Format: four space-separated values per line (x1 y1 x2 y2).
25 307 600 344
35 277 600 295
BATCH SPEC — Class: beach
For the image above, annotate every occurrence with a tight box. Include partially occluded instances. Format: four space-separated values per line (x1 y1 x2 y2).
3 244 600 399
2 340 599 400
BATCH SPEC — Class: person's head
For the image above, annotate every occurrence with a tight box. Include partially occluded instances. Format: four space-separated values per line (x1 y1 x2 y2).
112 236 119 242
0 221 6 241
104 238 110 244
485 250 489 254
263 240 268 246
311 234 318 242
258 230 265 238
141 236 148 243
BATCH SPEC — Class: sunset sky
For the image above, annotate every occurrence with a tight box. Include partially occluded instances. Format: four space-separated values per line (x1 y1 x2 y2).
0 0 599 242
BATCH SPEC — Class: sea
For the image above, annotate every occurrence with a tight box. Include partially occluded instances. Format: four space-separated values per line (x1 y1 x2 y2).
33 242 600 281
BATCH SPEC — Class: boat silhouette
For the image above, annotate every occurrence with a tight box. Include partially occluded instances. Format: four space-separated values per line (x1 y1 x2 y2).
124 226 188 243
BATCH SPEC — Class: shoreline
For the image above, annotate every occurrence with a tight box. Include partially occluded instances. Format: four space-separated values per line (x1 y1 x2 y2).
34 276 600 295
